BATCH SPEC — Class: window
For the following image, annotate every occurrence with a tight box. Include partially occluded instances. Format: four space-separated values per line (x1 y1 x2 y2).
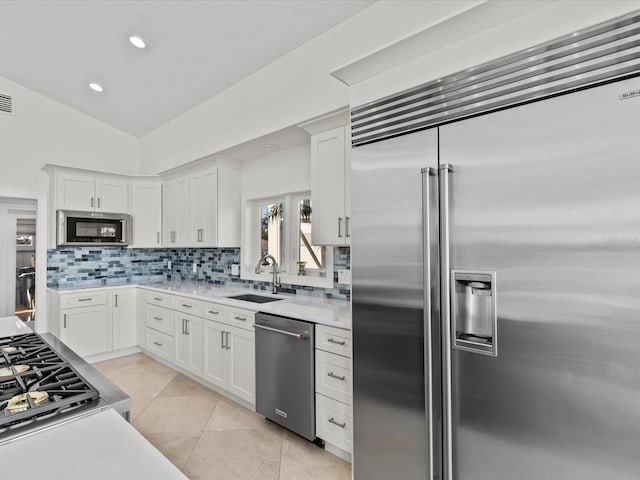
260 201 283 264
243 191 333 288
295 196 325 275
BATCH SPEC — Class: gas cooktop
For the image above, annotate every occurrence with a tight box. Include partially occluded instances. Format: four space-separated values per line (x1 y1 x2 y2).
0 332 100 437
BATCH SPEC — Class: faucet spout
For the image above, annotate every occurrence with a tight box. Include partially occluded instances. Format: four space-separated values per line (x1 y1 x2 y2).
254 254 280 294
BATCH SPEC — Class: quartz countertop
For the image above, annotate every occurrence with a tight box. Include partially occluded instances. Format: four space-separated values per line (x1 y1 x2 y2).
49 280 352 330
0 408 186 479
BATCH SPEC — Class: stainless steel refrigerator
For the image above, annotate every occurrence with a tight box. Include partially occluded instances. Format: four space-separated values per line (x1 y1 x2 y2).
351 64 640 480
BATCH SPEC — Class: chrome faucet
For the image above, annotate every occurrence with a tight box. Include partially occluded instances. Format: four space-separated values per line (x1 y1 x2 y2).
254 253 280 294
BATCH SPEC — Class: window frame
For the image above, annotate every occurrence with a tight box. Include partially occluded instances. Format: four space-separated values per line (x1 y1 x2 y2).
241 190 334 289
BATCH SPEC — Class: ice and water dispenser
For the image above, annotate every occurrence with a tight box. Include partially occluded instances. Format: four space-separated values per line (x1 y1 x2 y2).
451 270 497 356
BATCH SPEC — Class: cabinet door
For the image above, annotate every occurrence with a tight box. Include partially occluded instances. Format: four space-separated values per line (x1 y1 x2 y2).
176 177 191 247
163 181 178 245
95 178 129 212
343 125 352 245
130 183 162 247
60 306 110 357
174 313 189 371
311 126 347 245
226 325 255 404
56 173 95 211
203 319 227 389
174 312 203 375
112 288 138 350
186 315 203 376
190 169 218 247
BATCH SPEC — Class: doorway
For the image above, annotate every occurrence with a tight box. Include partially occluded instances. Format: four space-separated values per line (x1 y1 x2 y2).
0 198 37 320
15 217 36 322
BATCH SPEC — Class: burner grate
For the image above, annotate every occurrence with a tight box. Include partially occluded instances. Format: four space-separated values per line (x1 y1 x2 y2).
0 333 100 434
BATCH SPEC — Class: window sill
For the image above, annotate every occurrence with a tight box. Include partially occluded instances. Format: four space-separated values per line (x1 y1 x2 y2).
241 269 334 289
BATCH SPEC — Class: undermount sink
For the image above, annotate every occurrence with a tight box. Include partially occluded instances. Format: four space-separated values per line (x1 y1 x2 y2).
227 293 283 304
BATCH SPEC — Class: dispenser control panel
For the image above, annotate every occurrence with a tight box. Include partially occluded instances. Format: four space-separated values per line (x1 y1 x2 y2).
451 270 497 356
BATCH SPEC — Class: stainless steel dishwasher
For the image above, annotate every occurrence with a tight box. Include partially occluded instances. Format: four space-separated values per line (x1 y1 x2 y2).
255 312 315 441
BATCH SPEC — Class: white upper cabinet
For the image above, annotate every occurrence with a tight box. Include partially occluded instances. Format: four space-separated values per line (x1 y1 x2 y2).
130 182 162 248
95 177 129 212
163 166 240 248
311 125 351 245
190 169 218 247
55 170 129 213
162 176 189 247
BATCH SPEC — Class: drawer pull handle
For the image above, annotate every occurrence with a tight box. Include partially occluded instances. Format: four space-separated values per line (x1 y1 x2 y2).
327 338 346 346
78 298 92 302
153 341 163 347
234 315 247 321
328 372 346 381
328 417 346 429
208 310 219 315
153 316 163 321
153 297 163 301
181 304 192 308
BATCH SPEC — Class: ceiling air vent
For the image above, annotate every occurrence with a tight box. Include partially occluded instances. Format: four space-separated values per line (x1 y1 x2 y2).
0 93 14 115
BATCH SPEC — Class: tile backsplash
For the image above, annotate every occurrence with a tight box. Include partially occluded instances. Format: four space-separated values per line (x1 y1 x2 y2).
47 246 351 300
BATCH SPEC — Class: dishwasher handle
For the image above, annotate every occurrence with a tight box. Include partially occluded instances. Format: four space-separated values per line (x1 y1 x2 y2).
254 323 308 340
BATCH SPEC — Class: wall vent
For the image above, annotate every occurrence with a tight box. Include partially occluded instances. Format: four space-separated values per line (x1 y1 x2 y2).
0 93 14 115
351 10 640 147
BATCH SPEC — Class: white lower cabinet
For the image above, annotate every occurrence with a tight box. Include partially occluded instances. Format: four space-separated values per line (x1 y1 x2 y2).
141 290 256 405
203 319 227 389
203 318 255 404
174 312 203 376
60 305 110 357
226 324 255 403
315 324 353 455
315 393 353 453
145 326 174 362
111 288 138 350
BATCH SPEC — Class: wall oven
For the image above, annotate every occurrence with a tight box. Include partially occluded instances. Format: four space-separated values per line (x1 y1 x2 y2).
57 210 131 246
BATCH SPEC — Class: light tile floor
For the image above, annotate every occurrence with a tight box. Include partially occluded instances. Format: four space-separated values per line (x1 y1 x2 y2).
94 353 351 480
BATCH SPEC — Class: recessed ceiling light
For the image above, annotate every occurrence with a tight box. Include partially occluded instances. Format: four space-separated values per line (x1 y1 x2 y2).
89 83 104 93
129 36 146 49
262 143 279 149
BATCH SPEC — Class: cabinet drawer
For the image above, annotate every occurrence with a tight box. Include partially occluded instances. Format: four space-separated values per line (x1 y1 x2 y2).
145 290 174 309
145 304 174 336
315 393 352 453
315 350 352 405
175 295 203 316
203 301 226 322
60 291 107 309
229 307 254 330
315 325 351 358
145 327 174 361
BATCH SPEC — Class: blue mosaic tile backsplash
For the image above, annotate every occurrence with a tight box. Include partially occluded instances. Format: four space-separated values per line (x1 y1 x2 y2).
47 247 351 300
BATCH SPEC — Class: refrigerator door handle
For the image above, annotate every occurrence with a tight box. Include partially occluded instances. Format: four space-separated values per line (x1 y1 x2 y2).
439 163 454 480
421 166 436 480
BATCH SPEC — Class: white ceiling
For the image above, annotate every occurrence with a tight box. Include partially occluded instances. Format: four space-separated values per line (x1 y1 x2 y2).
0 0 374 137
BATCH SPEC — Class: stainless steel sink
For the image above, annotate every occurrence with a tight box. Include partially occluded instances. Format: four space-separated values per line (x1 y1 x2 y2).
227 293 283 304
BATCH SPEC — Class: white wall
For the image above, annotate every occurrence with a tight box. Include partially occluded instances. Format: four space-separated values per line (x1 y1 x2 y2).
139 0 482 173
241 144 310 200
140 0 640 175
0 74 139 194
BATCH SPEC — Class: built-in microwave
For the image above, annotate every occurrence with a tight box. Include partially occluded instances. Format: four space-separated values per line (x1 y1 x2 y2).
56 210 131 246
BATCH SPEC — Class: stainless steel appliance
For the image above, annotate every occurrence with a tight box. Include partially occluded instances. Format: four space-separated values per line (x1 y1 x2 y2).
56 209 131 246
351 10 640 480
0 325 131 445
255 312 315 440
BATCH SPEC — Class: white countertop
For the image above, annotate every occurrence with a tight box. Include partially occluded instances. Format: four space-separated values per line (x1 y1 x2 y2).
0 408 186 479
49 280 352 330
0 315 33 336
